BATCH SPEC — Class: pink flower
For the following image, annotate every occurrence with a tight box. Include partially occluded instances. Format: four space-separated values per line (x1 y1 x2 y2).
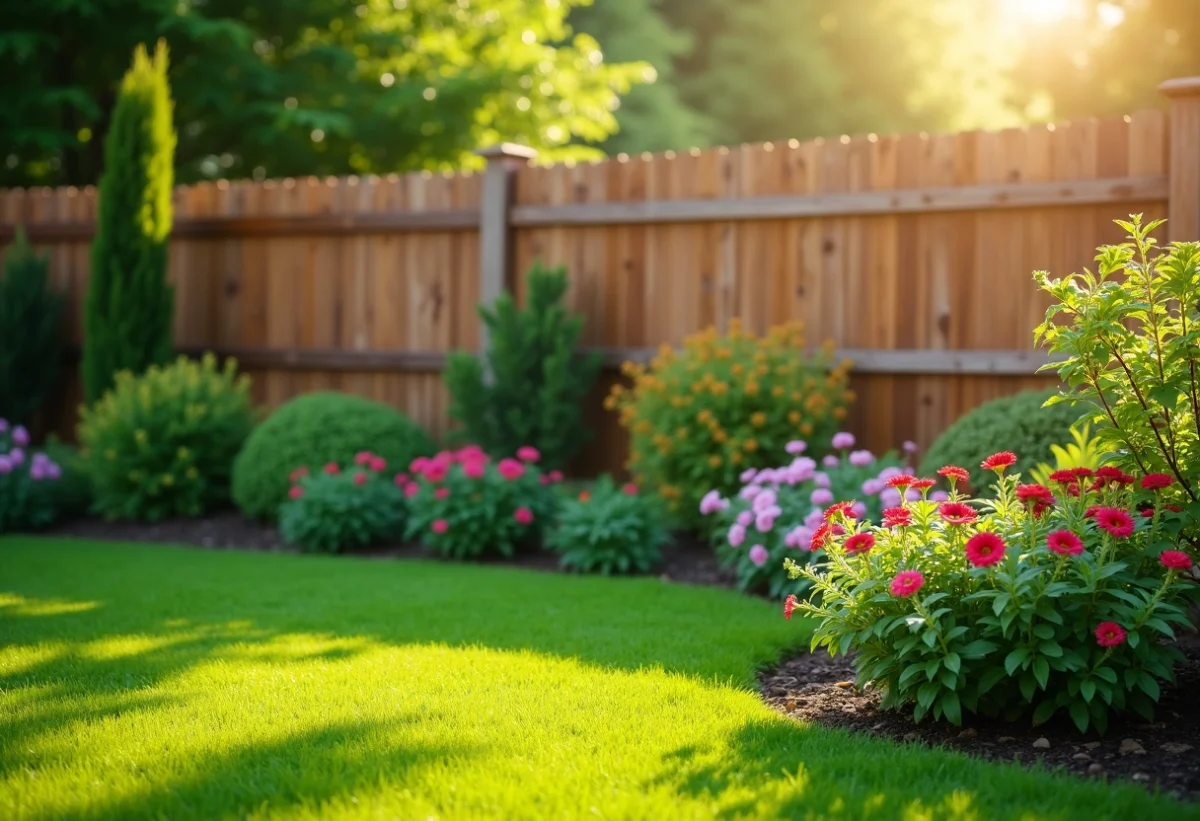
0 456 10 475
728 523 747 547
740 484 763 500
1046 530 1084 556
423 461 448 483
880 488 902 508
1141 473 1174 491
890 570 924 598
514 507 534 525
497 458 525 481
755 507 782 532
939 502 977 526
736 510 754 527
1091 507 1135 539
848 450 875 467
353 471 368 486
804 508 824 530
549 470 564 483
810 488 834 506
832 432 856 449
699 490 729 516
12 425 29 447
431 519 449 534
10 448 25 466
902 440 918 455
456 445 487 463
851 501 868 519
740 468 758 483
749 544 769 566
930 490 949 502
369 456 387 472
965 532 1006 567
1094 621 1127 648
843 533 875 555
323 462 340 475
822 455 840 467
463 460 487 479
354 451 373 466
786 440 807 455
861 478 884 496
813 472 831 489
517 446 541 463
752 489 778 513
1160 550 1193 571
435 487 450 500
404 482 420 498
539 475 552 486
289 466 310 483
288 485 304 500
622 483 638 495
785 526 814 549
409 456 429 474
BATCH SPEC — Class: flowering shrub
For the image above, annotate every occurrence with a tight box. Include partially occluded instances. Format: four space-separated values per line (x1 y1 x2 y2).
606 319 852 525
787 452 1194 733
404 445 558 559
278 452 405 553
79 354 256 521
1028 423 1112 487
701 433 915 598
548 475 669 575
1036 216 1200 543
0 420 62 532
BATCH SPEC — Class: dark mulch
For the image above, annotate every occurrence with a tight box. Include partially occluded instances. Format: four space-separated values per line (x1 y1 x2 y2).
41 513 736 588
761 642 1200 802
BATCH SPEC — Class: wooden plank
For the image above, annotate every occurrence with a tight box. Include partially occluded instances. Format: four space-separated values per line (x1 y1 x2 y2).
1160 77 1200 241
508 175 1168 226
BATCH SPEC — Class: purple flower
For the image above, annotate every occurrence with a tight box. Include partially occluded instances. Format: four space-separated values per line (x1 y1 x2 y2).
880 487 902 508
0 418 7 432
852 501 867 519
755 506 782 532
789 458 816 483
749 544 769 567
29 464 45 481
736 510 753 528
12 426 29 447
752 489 778 513
862 478 884 496
804 509 824 530
9 448 23 466
699 490 729 516
46 463 61 480
0 456 10 474
878 466 903 481
755 469 778 485
813 472 831 489
739 484 763 500
822 455 840 468
903 440 919 454
739 468 758 483
930 490 949 502
785 526 814 549
848 450 875 467
905 488 921 502
832 432 856 450
810 488 834 506
728 524 746 548
785 440 808 455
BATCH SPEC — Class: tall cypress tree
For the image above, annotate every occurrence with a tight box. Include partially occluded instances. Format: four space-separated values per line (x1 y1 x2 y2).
82 40 175 404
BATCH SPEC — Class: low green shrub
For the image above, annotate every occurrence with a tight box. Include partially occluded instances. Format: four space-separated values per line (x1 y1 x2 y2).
919 390 1086 493
702 433 913 598
0 420 63 532
79 354 256 521
787 453 1193 733
403 445 558 559
548 475 670 575
278 452 406 553
0 226 65 425
232 392 435 522
40 437 92 520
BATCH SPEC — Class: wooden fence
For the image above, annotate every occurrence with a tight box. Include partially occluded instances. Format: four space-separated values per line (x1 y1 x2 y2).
3 77 1200 474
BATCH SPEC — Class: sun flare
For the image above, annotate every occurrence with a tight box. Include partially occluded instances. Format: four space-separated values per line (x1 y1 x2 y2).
1000 0 1079 25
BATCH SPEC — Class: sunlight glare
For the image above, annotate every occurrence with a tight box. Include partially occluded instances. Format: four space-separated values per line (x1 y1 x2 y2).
1001 0 1079 25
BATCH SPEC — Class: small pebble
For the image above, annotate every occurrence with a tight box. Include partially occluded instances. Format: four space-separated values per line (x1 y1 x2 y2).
1161 742 1194 754
1132 773 1150 783
957 728 978 738
1119 739 1145 755
903 732 919 742
1083 742 1101 750
998 736 1016 743
1088 763 1104 774
1072 753 1091 761
834 681 854 689
1032 737 1050 749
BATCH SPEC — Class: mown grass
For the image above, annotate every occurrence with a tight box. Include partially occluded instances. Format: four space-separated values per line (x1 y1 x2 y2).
1 537 1195 820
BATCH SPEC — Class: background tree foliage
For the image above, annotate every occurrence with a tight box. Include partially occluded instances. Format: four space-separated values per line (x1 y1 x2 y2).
0 0 645 187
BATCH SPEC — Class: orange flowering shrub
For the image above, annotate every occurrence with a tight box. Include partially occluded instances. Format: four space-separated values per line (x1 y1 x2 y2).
606 319 852 526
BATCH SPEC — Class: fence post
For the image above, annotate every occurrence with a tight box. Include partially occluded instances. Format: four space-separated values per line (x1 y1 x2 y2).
476 143 537 361
1161 77 1200 242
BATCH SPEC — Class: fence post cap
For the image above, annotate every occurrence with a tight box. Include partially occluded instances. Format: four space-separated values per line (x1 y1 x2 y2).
476 143 538 162
1159 77 1200 98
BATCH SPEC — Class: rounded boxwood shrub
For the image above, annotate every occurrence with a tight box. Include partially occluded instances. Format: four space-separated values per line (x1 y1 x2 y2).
918 389 1087 492
232 392 435 521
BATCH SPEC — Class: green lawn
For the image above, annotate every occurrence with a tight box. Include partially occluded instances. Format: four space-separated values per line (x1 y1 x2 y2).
1 539 1195 820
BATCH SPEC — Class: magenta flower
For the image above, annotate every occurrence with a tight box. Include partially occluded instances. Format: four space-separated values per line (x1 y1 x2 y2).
848 450 875 467
832 432 856 449
548 470 564 483
497 458 525 481
12 425 29 447
810 488 834 506
423 461 448 482
728 523 746 548
786 440 808 454
463 460 486 479
288 485 304 500
890 570 925 598
755 507 781 532
434 487 450 499
748 545 769 566
514 507 534 525
516 446 541 463
431 519 449 534
9 448 24 466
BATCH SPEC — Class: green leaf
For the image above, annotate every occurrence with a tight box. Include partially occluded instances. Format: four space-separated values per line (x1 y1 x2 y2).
1033 656 1050 690
978 667 1005 696
940 691 962 726
943 652 961 674
1004 647 1029 676
1080 679 1096 703
960 639 998 659
1032 699 1056 726
1070 700 1090 733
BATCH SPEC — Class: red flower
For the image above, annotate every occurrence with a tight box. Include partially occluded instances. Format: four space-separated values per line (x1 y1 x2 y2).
323 462 340 475
353 471 368 486
423 461 448 483
1047 469 1077 486
885 474 917 490
939 502 978 526
910 478 937 492
579 491 591 503
823 501 858 522
783 594 798 620
980 452 1017 473
1139 507 1155 518
1094 621 1127 648
1084 505 1103 519
890 570 925 598
1016 484 1055 506
1159 550 1193 571
434 487 450 499
514 507 534 525
497 458 526 481
516 446 541 464
1046 529 1084 556
1141 473 1174 491
288 485 304 500
937 465 969 484
965 532 1006 567
354 451 373 466
1166 504 1183 513
431 519 449 534
622 483 639 495
289 466 309 483
882 507 912 528
1071 467 1094 479
843 533 876 555
1093 466 1135 489
1091 506 1135 539
548 470 564 483
810 523 835 550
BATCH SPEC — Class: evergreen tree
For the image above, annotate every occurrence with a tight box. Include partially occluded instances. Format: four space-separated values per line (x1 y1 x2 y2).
82 41 176 404
0 226 65 425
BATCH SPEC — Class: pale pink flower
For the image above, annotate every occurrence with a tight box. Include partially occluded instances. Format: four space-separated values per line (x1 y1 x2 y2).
740 468 758 483
903 440 919 454
813 472 831 489
739 484 763 500
880 487 902 508
822 455 839 467
755 506 781 532
810 488 834 506
736 510 754 527
516 446 541 463
832 431 856 449
728 523 746 547
752 489 779 513
699 490 729 516
862 478 884 496
514 507 534 525
849 450 874 467
786 440 808 454
749 544 769 566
